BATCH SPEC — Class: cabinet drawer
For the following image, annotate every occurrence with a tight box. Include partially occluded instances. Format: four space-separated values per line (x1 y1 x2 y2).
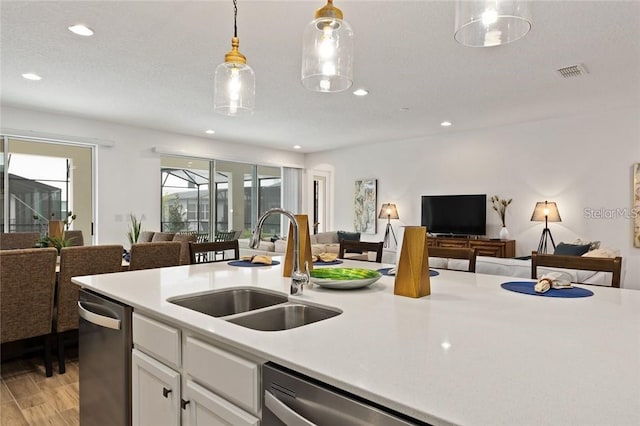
133 313 181 368
438 240 469 249
184 380 259 426
185 337 260 415
469 242 503 257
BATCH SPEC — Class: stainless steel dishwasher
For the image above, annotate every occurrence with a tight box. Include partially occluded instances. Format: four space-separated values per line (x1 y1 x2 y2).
262 363 428 426
78 288 132 426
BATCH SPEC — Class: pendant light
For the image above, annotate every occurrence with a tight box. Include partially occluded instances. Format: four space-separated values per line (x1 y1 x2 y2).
214 0 255 116
454 0 531 47
301 0 354 93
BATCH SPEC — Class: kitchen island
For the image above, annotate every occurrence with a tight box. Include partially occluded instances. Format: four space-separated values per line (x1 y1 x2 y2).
73 257 640 425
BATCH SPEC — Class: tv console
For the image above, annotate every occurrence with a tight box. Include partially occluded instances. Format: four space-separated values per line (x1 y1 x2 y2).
427 236 515 258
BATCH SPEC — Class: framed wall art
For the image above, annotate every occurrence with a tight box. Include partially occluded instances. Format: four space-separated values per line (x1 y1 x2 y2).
354 178 377 234
634 163 640 248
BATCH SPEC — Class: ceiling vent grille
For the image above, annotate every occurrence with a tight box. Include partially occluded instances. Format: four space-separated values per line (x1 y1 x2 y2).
556 64 588 78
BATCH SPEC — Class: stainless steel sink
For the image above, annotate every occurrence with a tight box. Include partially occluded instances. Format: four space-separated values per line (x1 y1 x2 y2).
169 288 288 317
226 303 341 331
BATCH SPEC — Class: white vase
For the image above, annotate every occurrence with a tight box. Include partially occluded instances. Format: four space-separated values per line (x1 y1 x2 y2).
499 226 510 240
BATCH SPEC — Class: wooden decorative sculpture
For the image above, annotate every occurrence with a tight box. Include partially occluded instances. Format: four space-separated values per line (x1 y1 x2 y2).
394 226 431 298
283 214 314 277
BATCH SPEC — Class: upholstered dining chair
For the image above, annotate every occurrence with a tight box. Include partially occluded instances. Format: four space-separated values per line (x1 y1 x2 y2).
338 241 384 263
428 247 477 273
151 232 176 242
137 231 155 243
531 251 622 288
189 240 240 264
62 229 84 246
172 233 198 265
128 241 182 271
1 248 57 376
0 232 41 250
56 244 124 373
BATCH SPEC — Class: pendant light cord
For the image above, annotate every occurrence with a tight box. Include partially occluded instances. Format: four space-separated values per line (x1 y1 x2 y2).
233 0 238 37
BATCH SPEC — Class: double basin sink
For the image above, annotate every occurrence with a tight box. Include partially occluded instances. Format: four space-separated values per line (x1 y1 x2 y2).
169 288 341 331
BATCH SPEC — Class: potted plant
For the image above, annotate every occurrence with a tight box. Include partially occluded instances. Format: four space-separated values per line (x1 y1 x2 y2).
489 195 512 239
127 214 143 245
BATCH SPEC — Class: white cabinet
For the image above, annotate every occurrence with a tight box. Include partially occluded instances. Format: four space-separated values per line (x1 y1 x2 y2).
132 349 181 426
132 313 262 426
183 380 259 426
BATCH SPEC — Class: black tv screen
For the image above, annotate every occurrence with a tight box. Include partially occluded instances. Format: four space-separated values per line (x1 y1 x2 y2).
421 194 486 236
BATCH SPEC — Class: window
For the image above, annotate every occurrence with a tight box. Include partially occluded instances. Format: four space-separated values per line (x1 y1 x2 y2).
1 136 93 239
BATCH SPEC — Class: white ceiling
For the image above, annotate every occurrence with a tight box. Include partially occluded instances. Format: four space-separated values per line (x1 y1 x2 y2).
2 1 639 153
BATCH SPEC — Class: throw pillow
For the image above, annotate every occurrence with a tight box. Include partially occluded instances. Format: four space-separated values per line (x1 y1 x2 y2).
337 231 361 253
573 238 601 251
582 247 620 258
553 243 591 256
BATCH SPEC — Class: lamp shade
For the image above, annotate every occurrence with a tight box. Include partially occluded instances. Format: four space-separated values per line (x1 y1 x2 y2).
531 201 561 222
301 0 354 93
378 203 399 220
214 37 256 117
454 0 532 47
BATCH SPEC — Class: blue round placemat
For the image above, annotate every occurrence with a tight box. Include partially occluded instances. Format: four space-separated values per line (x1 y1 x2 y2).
377 268 439 277
501 281 593 298
228 260 280 267
313 259 343 265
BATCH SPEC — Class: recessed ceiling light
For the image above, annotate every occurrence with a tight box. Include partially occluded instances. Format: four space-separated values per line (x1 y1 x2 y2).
293 145 302 150
205 129 215 134
440 121 452 127
399 107 410 112
353 88 369 97
68 24 94 36
22 73 42 81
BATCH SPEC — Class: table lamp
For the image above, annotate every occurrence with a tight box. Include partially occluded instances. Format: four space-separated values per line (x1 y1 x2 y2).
530 201 561 254
378 203 399 248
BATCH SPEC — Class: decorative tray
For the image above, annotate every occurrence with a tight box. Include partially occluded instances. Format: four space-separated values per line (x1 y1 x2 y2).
310 268 382 289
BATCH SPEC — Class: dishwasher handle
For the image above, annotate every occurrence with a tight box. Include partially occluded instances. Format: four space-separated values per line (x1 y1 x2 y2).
78 301 121 330
264 390 317 426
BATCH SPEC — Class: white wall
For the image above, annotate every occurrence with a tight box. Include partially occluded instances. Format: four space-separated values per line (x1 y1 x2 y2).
305 107 640 289
1 106 304 247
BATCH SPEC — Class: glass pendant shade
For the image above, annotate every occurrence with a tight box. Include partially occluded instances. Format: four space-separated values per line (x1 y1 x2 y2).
454 0 532 47
214 37 255 116
301 1 354 93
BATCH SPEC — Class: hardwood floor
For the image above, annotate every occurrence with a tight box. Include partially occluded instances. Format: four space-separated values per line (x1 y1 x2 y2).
1 355 79 426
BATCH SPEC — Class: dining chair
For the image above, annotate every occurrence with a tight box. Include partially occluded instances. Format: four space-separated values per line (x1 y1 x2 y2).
172 233 198 265
128 241 182 271
338 241 384 263
215 230 237 242
428 247 477 273
1 248 57 376
531 251 622 288
137 231 155 243
0 232 41 250
189 240 240 264
62 229 84 246
151 232 176 242
57 245 124 373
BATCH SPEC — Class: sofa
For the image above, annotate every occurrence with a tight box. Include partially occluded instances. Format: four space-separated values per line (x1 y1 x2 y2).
238 231 341 258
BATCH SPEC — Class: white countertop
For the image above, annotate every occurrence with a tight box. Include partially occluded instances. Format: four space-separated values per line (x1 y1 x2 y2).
72 258 640 425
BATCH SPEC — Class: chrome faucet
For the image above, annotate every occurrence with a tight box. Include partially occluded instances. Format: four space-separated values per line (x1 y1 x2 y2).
250 208 310 295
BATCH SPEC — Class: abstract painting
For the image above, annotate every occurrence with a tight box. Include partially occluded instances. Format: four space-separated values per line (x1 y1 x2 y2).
354 178 377 234
634 163 640 248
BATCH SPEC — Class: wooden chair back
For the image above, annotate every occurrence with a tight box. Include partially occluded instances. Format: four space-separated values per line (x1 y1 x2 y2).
0 232 40 250
129 241 182 271
338 241 384 263
0 247 57 376
428 247 477 272
62 230 84 246
531 251 622 288
189 240 240 264
215 230 237 242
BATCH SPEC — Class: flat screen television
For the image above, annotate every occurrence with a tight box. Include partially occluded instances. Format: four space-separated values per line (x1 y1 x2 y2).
421 194 486 236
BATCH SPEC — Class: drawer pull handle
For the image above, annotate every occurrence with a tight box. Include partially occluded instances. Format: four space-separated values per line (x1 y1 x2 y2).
181 399 190 409
162 387 172 398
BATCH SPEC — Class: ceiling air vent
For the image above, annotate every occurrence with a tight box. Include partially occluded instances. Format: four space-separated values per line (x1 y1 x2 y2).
556 64 588 78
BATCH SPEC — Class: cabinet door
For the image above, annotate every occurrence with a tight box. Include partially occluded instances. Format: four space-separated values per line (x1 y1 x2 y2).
469 242 503 257
132 349 181 426
183 380 259 426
